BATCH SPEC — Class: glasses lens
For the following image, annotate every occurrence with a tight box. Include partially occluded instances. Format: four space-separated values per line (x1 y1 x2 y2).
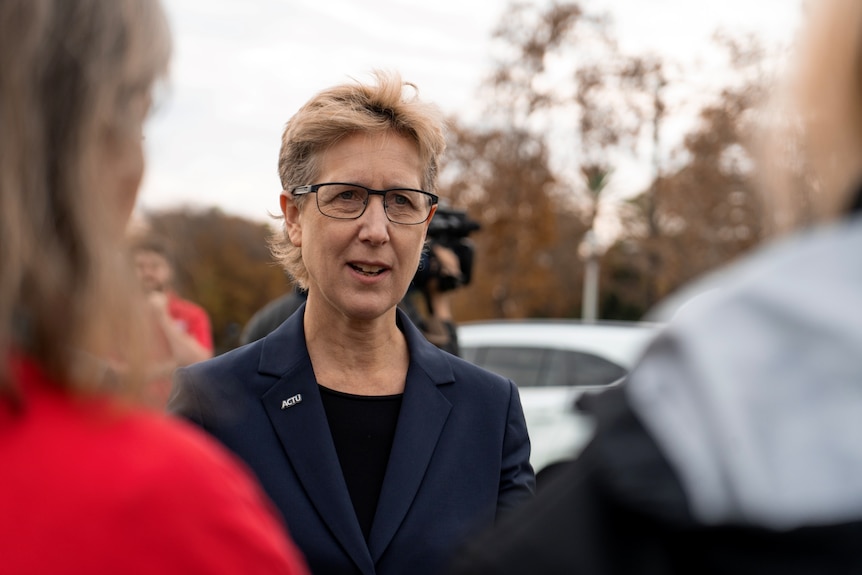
384 190 432 224
314 184 433 223
316 184 368 219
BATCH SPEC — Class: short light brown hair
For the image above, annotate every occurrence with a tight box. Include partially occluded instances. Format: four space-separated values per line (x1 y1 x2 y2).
0 0 171 397
271 70 447 288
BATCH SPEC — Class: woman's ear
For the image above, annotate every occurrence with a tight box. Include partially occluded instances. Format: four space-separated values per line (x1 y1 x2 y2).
280 192 302 247
422 204 438 239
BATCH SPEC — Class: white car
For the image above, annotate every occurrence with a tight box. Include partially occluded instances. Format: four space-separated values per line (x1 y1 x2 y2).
457 319 662 475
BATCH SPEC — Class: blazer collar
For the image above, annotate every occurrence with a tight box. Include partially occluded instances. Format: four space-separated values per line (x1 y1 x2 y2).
258 303 456 572
257 302 309 377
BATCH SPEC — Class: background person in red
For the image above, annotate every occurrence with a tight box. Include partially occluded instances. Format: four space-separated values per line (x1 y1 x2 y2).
133 236 213 403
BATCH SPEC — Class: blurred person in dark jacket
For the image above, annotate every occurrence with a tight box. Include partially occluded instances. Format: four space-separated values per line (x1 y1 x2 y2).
447 1 862 573
240 285 307 346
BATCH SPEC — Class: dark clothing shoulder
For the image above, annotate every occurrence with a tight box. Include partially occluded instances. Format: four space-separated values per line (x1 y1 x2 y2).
239 290 306 345
447 386 862 575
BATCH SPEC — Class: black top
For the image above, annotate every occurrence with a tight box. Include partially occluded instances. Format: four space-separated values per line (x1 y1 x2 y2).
319 385 403 541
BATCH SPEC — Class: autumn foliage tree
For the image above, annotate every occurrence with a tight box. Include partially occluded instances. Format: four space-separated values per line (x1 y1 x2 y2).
606 35 776 316
455 2 797 321
479 1 671 319
438 120 564 320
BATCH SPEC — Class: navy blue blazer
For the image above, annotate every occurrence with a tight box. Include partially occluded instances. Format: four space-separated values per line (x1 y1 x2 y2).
169 306 535 575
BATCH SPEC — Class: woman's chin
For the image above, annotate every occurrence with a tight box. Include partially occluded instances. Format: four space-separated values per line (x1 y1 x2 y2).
336 295 401 324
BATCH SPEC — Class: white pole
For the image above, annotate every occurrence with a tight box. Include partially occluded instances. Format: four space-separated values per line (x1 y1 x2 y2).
580 230 599 323
579 229 599 323
581 253 599 323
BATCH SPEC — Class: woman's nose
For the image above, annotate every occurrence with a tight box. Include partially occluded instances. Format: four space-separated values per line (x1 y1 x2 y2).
358 195 390 243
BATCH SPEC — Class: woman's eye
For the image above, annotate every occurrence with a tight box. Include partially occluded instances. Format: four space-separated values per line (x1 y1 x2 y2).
391 193 410 206
338 190 359 200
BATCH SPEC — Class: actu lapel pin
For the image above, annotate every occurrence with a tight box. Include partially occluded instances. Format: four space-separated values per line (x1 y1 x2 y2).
281 393 302 410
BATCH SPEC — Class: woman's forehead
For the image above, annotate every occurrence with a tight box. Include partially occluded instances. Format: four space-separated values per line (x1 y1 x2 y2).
315 131 423 186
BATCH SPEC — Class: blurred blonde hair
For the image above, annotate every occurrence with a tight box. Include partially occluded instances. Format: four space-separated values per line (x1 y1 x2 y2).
0 0 171 399
762 0 862 231
272 70 447 289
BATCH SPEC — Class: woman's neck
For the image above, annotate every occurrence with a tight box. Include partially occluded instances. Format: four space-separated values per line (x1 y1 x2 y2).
302 301 409 396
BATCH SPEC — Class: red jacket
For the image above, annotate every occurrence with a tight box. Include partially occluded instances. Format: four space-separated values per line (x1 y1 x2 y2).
166 291 214 352
1 356 309 575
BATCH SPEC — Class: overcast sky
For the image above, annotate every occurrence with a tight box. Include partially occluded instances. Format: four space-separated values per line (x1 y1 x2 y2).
138 0 804 225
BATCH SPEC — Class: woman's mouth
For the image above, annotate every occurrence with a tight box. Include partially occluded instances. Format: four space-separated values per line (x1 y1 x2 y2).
349 263 386 276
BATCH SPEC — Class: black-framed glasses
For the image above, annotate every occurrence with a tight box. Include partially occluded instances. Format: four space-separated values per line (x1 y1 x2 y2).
292 182 438 225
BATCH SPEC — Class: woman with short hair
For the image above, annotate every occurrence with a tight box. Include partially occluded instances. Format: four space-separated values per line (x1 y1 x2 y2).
170 70 535 575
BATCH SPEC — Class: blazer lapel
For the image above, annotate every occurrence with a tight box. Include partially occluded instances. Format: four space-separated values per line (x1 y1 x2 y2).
368 311 455 561
258 308 374 575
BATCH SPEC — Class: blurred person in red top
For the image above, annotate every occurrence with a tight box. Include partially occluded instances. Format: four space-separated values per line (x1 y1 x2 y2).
132 235 213 404
0 1 308 573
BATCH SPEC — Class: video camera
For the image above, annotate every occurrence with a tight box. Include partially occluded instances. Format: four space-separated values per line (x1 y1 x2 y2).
413 205 481 293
